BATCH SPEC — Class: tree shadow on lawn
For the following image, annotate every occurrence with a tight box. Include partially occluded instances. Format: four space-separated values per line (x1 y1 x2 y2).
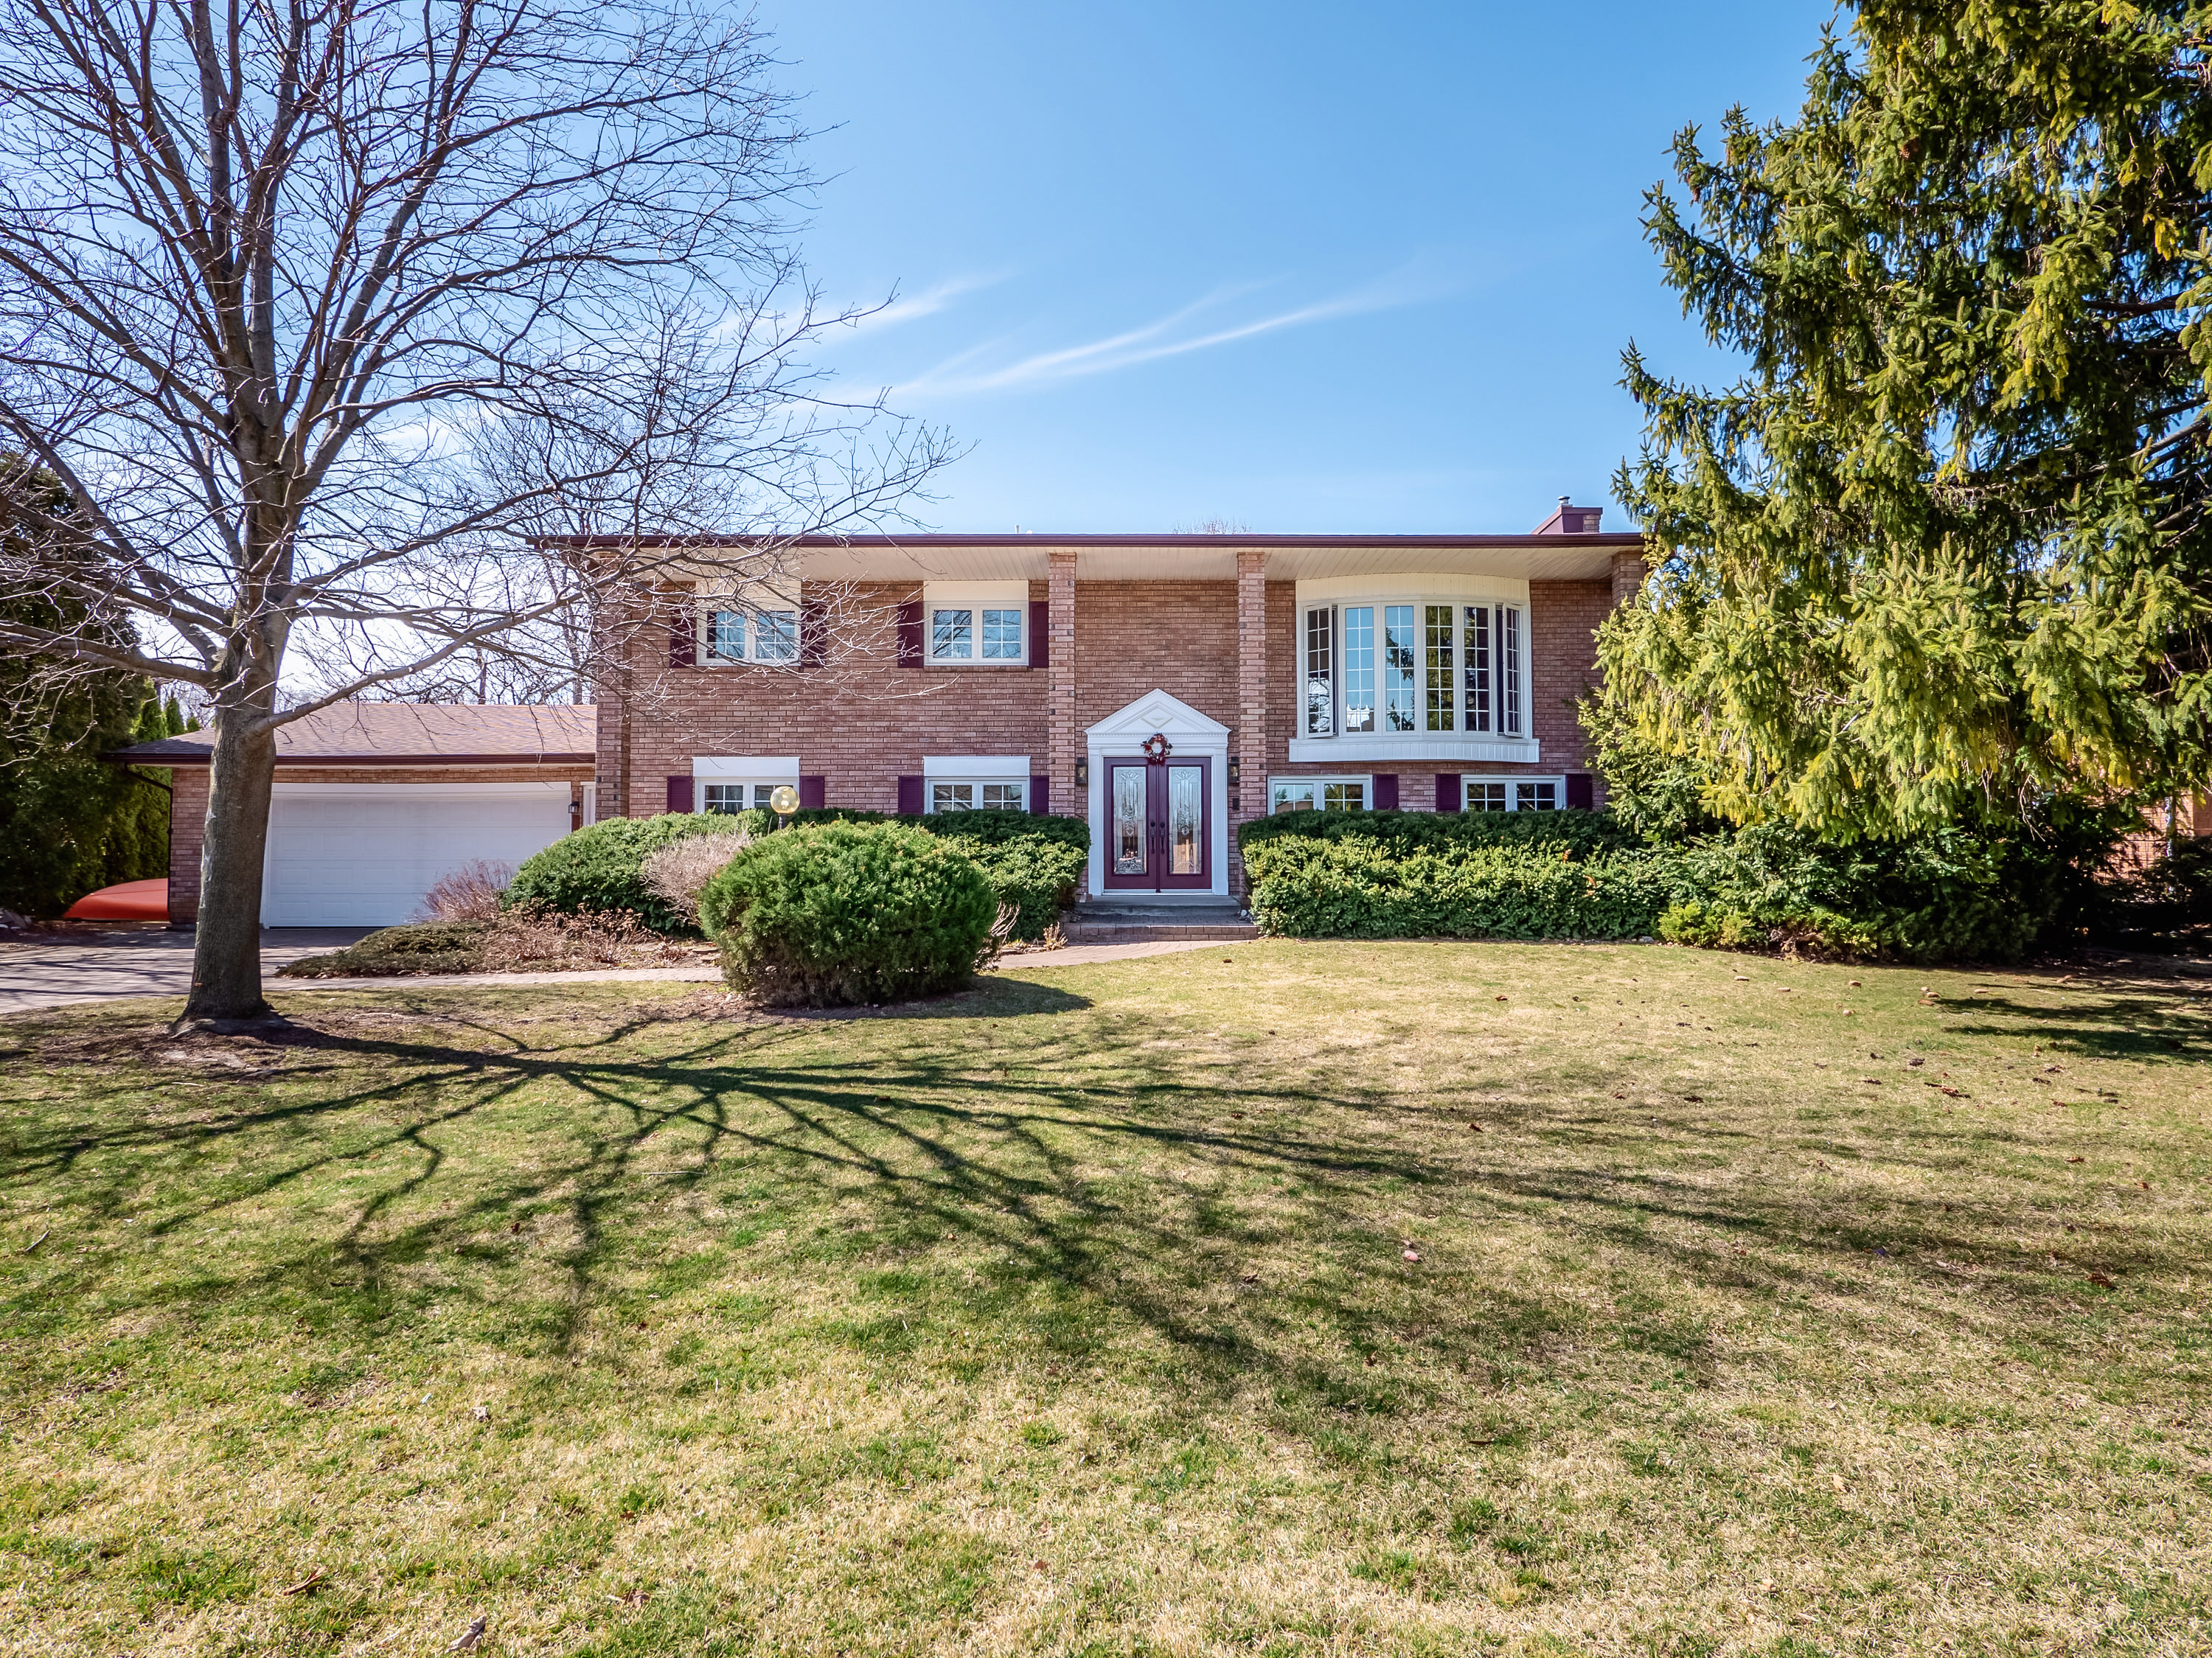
3 977 2185 1449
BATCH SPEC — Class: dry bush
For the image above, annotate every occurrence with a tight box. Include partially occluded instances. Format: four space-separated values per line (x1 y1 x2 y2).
417 860 513 924
641 831 751 929
479 902 692 971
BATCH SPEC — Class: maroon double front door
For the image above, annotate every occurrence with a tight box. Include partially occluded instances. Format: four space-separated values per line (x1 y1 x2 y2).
1102 756 1211 891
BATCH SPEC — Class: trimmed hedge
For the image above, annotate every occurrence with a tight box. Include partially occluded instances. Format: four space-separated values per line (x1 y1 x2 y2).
698 819 998 1006
514 807 1086 938
1239 812 1671 941
504 812 736 935
1237 810 2106 963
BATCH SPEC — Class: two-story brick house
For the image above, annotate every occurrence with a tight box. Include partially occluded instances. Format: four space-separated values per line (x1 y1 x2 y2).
588 501 1645 902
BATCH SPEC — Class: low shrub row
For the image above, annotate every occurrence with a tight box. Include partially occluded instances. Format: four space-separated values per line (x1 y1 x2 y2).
1239 810 2114 963
507 807 1086 940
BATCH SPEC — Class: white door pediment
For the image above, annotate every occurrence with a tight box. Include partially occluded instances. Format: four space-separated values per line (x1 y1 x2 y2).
1085 689 1229 742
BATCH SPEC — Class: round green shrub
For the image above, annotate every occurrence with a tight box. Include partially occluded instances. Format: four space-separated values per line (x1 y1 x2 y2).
697 820 998 1007
505 812 734 934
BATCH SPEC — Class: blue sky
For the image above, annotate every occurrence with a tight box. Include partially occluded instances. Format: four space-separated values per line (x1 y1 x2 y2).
774 1 1837 535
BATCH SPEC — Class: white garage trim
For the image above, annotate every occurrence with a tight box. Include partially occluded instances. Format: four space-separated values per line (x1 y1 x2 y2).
262 781 572 927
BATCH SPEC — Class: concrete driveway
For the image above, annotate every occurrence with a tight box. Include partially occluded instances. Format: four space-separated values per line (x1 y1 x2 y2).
0 927 372 1014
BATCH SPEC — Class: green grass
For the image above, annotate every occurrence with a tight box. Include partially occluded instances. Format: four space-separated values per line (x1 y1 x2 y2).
1 942 2208 1655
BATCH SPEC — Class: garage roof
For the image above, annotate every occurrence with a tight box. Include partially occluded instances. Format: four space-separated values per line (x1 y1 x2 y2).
111 703 596 767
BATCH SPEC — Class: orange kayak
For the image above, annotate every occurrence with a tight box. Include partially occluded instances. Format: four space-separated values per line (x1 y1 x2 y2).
63 878 170 922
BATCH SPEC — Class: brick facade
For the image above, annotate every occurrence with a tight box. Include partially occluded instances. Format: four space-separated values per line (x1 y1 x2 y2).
595 546 1641 891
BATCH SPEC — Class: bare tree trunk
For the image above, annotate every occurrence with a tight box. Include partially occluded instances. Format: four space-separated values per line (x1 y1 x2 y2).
183 675 279 1023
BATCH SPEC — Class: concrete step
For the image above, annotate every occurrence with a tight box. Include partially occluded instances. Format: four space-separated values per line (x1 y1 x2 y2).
1060 903 1259 944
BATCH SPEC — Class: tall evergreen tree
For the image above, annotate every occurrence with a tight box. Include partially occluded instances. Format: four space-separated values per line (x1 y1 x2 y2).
1601 0 2212 837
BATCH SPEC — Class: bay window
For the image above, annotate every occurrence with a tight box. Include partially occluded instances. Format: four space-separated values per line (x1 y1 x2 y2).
1293 588 1528 755
1304 607 1335 736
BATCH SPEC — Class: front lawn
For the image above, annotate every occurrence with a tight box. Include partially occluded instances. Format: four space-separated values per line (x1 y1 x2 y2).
2 944 2207 1655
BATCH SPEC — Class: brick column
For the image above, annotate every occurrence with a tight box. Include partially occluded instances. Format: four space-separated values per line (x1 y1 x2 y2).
1048 551 1078 816
1234 548 1268 896
1610 547 1646 607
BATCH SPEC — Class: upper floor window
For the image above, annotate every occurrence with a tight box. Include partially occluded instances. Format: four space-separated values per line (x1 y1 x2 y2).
707 607 797 663
923 580 1029 666
1303 598 1524 740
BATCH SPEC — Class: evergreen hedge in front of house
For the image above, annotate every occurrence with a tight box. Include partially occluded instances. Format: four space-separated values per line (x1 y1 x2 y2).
509 806 1085 939
1237 809 2113 962
1239 809 1671 941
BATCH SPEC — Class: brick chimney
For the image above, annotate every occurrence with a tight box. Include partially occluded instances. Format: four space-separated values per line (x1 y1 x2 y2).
1533 495 1603 535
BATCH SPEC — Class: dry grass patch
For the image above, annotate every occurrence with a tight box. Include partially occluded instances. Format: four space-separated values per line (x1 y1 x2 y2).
0 944 2208 1656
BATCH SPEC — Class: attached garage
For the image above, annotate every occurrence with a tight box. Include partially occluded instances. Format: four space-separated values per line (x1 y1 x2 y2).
261 782 575 927
111 703 597 929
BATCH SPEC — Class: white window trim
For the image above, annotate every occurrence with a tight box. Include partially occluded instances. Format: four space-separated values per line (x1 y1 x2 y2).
1462 774 1566 812
922 754 1030 780
1265 775 1372 814
922 755 1032 813
922 580 1029 666
693 755 801 781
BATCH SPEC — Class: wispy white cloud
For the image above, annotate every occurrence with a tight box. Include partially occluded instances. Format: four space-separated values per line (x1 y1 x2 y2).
840 272 1009 335
894 266 1449 399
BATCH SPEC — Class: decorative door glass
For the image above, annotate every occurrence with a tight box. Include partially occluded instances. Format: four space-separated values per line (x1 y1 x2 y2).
1112 767 1147 875
1168 765 1203 875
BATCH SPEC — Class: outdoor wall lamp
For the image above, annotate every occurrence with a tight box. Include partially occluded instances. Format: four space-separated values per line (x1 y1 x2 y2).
1074 758 1090 788
1227 756 1242 787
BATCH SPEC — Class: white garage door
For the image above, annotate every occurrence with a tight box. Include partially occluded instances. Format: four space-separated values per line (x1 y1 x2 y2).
262 783 573 927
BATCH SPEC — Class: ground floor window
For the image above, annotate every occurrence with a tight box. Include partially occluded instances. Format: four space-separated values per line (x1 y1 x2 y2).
931 779 1026 812
1270 777 1368 813
1465 776 1557 812
703 781 792 813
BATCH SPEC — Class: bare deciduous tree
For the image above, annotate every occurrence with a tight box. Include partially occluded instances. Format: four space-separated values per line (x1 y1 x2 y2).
0 0 950 1023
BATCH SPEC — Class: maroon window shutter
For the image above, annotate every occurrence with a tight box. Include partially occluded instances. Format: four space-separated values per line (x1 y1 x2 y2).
896 774 924 815
799 775 825 809
667 775 694 813
1029 774 1049 815
895 599 924 666
1565 773 1594 810
799 596 827 668
1370 773 1399 812
1029 601 1049 669
669 603 696 668
1434 773 1461 812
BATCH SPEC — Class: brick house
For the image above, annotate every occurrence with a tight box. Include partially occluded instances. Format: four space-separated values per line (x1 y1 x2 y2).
588 501 1645 902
